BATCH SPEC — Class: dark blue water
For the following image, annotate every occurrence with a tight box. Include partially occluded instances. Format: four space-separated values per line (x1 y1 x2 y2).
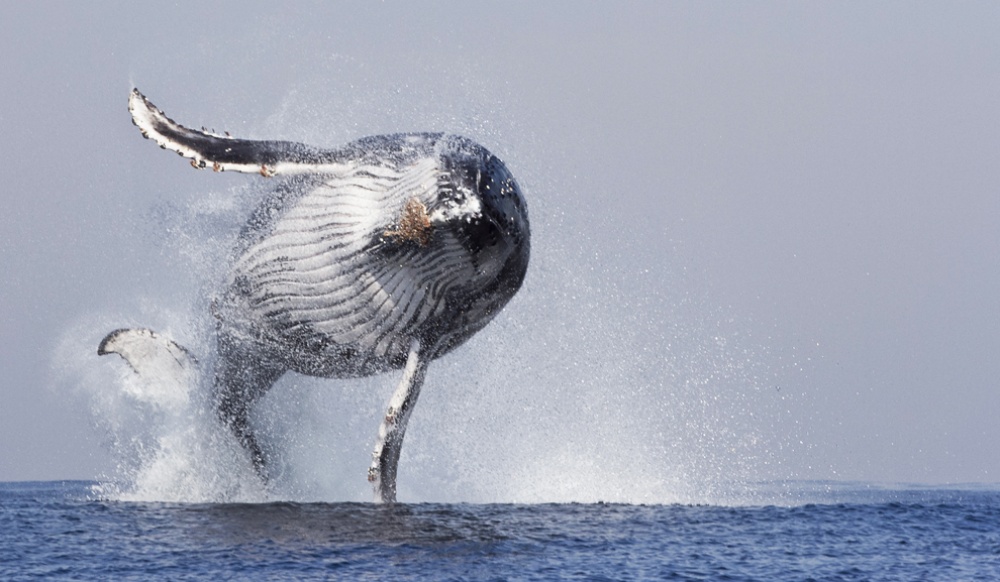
3 481 999 581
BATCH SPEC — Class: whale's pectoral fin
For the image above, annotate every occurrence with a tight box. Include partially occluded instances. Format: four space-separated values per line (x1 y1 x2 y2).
369 339 429 503
129 88 339 177
212 332 286 481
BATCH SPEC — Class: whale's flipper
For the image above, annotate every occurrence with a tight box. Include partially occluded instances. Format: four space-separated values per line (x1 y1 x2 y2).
369 339 429 503
128 89 344 176
98 328 198 410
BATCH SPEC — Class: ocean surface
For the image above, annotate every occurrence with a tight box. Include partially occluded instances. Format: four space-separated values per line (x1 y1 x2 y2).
3 481 999 580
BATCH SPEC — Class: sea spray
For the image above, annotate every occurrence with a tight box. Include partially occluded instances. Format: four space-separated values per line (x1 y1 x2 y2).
396 243 792 505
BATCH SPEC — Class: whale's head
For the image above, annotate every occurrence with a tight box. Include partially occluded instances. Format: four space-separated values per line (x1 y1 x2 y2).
432 135 530 276
412 135 532 350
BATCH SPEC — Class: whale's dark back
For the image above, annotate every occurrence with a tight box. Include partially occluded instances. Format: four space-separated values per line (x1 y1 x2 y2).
215 133 530 379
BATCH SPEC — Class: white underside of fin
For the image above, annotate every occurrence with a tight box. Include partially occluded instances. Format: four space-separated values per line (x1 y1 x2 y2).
128 89 350 176
368 338 429 503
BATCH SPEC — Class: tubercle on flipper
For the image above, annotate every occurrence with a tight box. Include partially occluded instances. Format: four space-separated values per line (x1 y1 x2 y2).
128 88 245 176
128 89 234 141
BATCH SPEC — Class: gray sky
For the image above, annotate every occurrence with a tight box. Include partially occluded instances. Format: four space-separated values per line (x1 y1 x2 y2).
1 2 998 496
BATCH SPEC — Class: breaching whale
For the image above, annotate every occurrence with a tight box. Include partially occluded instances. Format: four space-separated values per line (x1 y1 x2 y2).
100 89 530 502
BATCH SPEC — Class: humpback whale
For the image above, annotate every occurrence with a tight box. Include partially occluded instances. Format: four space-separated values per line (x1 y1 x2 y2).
100 89 530 502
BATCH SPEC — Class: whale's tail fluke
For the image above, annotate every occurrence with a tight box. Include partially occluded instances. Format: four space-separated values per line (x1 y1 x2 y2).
98 328 199 412
98 328 197 377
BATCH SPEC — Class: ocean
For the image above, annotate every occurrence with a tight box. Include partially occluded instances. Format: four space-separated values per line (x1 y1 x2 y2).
3 480 998 580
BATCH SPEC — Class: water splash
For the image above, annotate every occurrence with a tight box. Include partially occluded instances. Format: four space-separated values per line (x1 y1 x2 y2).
396 241 793 505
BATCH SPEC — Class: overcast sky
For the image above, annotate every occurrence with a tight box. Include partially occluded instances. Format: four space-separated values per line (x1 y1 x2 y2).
1 2 998 498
